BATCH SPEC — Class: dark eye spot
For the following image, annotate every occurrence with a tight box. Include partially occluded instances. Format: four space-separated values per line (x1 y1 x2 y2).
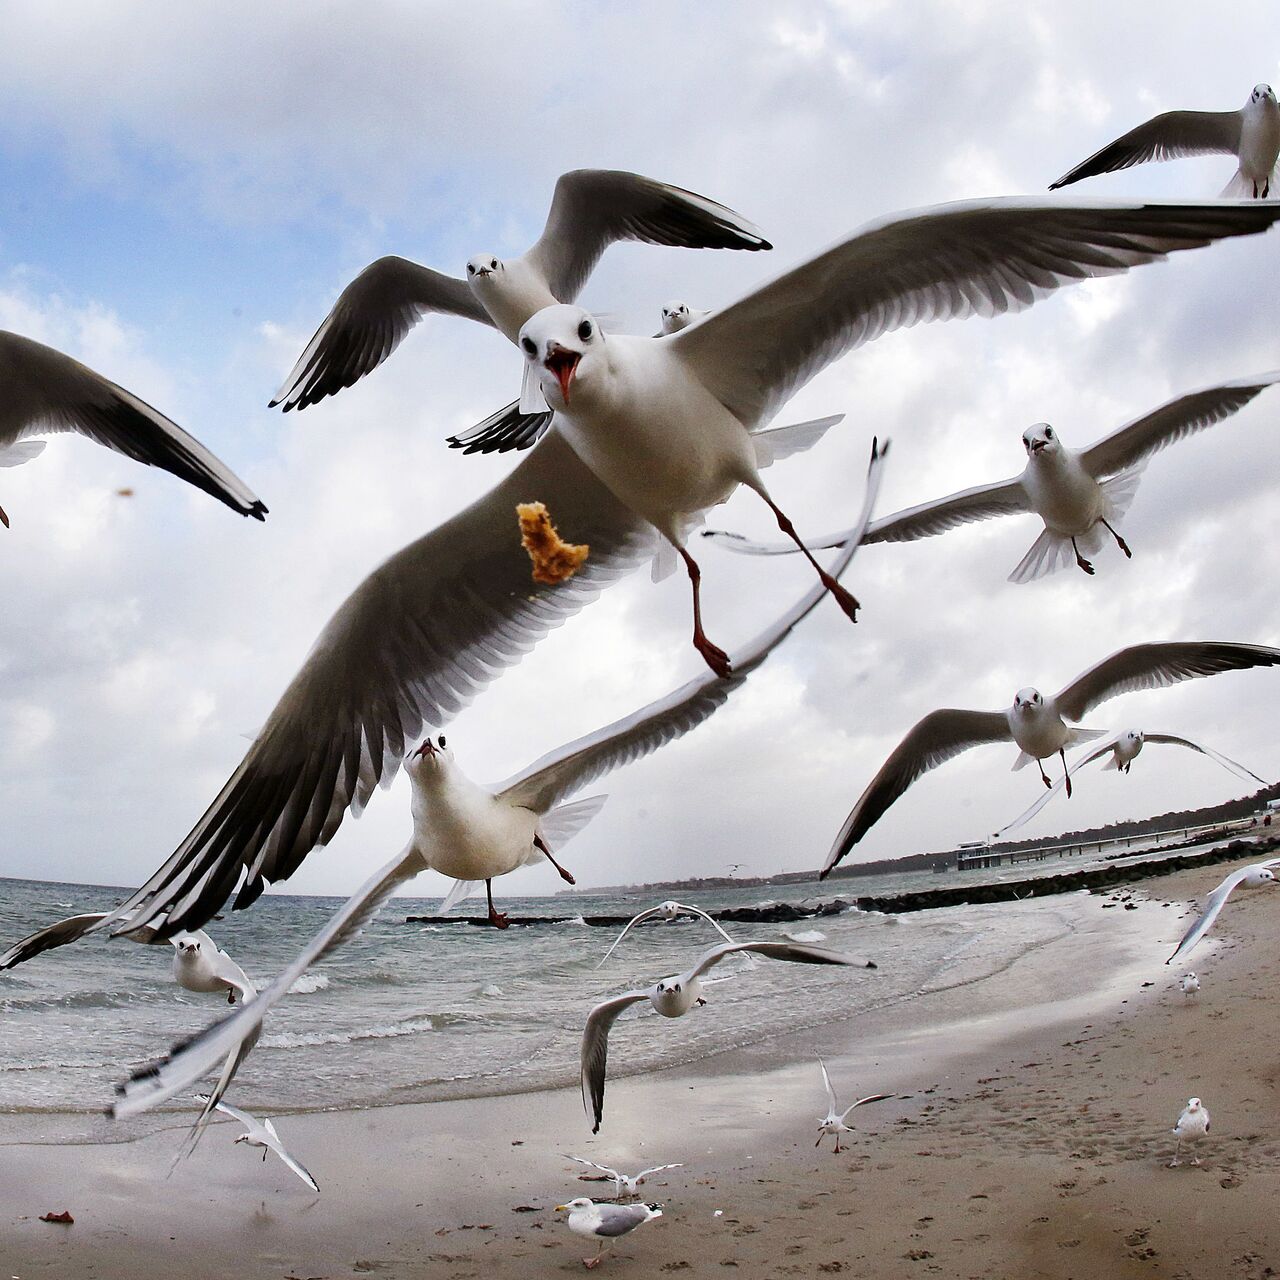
467 264 475 275
438 735 446 748
577 320 593 342
521 337 537 355
1045 427 1053 439
490 258 498 269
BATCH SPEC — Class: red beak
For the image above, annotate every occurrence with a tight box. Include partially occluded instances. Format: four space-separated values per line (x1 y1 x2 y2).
544 343 580 404
412 740 437 760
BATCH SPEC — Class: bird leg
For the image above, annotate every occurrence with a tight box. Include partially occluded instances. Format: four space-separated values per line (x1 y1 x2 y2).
815 1134 824 1148
1100 518 1132 559
1071 537 1095 575
1168 1138 1182 1168
1060 748 1073 798
534 833 576 884
584 1242 611 1269
757 493 860 623
678 546 732 678
1037 760 1053 789
485 879 509 930
261 1148 268 1162
834 1136 842 1154
1190 1154 1201 1166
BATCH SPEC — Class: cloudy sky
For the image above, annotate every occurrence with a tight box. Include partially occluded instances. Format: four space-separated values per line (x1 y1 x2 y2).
1 2 1278 899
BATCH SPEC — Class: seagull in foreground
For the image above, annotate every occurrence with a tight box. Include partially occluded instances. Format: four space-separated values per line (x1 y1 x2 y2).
581 940 876 1133
107 444 888 1125
0 330 265 526
564 1156 683 1201
595 900 737 969
1169 1097 1210 1167
556 1197 662 1270
518 197 1280 675
269 168 768 415
1166 856 1280 964
992 728 1269 837
822 641 1280 876
815 1058 893 1153
192 1094 319 1192
701 372 1280 582
1051 84 1280 198
1180 971 1200 998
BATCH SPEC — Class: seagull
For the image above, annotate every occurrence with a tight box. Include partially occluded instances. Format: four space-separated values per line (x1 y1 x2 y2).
581 940 876 1133
992 728 1269 837
814 1057 893 1153
555 1197 662 1270
660 301 712 334
0 330 265 526
823 641 1280 875
269 168 768 414
1180 971 1200 998
107 443 888 1124
192 1094 319 1192
564 1156 683 1200
1166 856 1280 964
1169 1097 1210 1167
595 900 737 969
701 372 1280 581
1051 84 1280 198
517 197 1280 675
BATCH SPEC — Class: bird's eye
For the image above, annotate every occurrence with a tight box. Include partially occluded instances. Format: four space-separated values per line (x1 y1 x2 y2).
673 983 681 992
467 264 475 275
490 258 498 269
578 319 593 342
438 735 446 748
521 336 537 356
1044 427 1053 439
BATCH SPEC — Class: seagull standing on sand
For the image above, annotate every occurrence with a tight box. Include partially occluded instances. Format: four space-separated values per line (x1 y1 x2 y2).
581 940 876 1133
702 373 1280 582
0 330 265 527
814 1057 893 1153
1051 84 1280 198
992 728 1268 837
107 445 888 1126
555 1197 662 1270
193 1094 319 1192
565 1156 683 1200
1169 1097 1210 1167
823 641 1280 874
1166 857 1280 963
595 900 737 969
1180 972 1200 998
518 197 1280 674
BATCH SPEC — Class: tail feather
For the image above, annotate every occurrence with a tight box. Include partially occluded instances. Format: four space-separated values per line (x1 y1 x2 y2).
1098 462 1146 523
1008 528 1076 583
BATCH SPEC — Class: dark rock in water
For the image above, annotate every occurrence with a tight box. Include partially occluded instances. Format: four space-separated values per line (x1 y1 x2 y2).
405 898 858 929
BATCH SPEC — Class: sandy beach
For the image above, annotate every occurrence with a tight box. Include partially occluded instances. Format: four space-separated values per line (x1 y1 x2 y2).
2 854 1277 1278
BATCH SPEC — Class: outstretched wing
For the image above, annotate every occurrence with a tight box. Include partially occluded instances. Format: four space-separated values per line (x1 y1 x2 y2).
1054 642 1280 723
581 991 650 1133
526 169 770 303
265 1124 321 1193
565 1155 621 1181
0 331 265 519
1142 733 1268 786
0 912 170 968
670 198 1280 431
992 734 1123 838
1081 373 1280 479
818 1057 838 1114
635 1163 682 1182
192 1091 255 1129
840 1093 894 1121
269 257 492 411
1166 858 1280 964
689 941 875 979
446 400 553 454
1049 110 1242 190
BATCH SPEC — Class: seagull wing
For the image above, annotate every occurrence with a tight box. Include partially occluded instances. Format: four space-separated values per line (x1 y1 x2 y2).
565 1155 621 1180
581 991 650 1133
592 1203 659 1236
0 913 125 968
192 1091 256 1129
673 902 736 947
1166 857 1280 964
992 734 1123 838
823 708 1012 875
263 1120 321 1192
0 331 265 519
269 256 492 411
525 170 770 303
689 940 875 980
840 1093 894 1120
1143 733 1269 786
1080 373 1280 478
594 906 666 970
209 946 257 1002
100 430 651 938
1049 110 1243 190
818 1057 839 1114
635 1163 683 1182
445 400 553 455
0 439 46 467
669 198 1280 431
1053 642 1280 723
496 438 887 816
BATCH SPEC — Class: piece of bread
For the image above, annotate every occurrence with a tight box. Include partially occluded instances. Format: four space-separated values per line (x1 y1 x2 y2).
517 502 590 585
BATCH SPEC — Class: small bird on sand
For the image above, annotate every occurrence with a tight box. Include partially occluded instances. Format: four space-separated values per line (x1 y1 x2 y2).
1180 972 1200 998
814 1057 893 1153
556 1197 662 1269
1169 1097 1210 1167
564 1155 683 1200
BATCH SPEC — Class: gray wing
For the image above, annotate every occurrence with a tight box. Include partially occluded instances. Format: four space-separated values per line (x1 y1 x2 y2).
592 1203 657 1237
495 439 887 815
581 991 649 1133
1166 858 1280 963
269 257 492 411
992 734 1121 838
670 198 1280 431
818 1057 838 1113
689 941 875 979
209 946 257 1003
0 331 265 519
1054 642 1280 723
594 906 665 969
525 169 770 303
635 1163 682 1182
192 1091 255 1129
1080 373 1280 478
822 708 1012 875
103 429 651 939
264 1121 321 1193
446 399 553 455
0 913 118 968
566 1155 620 1180
1142 733 1269 786
841 1093 894 1119
1049 110 1243 190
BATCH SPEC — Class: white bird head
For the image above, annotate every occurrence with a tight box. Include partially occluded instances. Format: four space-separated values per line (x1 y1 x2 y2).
232 1132 252 1145
1250 84 1276 106
660 301 691 334
175 937 204 958
465 254 505 282
556 1197 594 1213
1120 730 1144 747
1021 423 1061 459
1012 688 1044 713
519 304 604 409
406 734 453 779
1186 1097 1202 1111
657 900 681 918
1183 971 1198 982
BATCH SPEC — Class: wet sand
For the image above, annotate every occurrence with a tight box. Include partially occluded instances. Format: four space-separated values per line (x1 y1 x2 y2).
2 856 1278 1278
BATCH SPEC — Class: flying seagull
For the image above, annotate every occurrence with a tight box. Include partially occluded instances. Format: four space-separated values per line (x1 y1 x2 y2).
555 1197 662 1270
823 641 1280 876
701 372 1280 581
1050 84 1280 198
992 728 1268 837
107 443 887 1124
814 1057 893 1153
269 168 768 414
1166 856 1280 964
193 1094 319 1192
1169 1097 1210 1167
582 940 876 1133
660 301 712 334
517 197 1280 675
0 330 265 526
564 1156 683 1201
594 899 737 969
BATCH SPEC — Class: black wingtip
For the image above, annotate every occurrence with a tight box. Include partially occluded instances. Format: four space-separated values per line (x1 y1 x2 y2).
756 238 774 251
246 501 269 522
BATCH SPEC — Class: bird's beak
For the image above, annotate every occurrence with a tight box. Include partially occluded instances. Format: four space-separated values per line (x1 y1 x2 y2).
1029 439 1046 455
412 739 438 760
544 342 580 404
554 1204 569 1213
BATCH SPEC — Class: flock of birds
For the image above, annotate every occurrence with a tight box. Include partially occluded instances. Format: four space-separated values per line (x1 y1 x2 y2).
4 78 1280 1263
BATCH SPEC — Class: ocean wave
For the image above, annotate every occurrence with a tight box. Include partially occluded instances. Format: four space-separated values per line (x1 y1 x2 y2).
261 1010 481 1050
0 989 140 1013
287 973 331 995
